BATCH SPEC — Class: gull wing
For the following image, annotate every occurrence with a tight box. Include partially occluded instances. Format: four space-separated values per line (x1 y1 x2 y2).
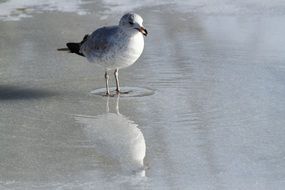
80 26 121 58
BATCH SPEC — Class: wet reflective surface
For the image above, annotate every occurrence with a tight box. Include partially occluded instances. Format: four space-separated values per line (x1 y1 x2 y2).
90 87 154 97
1 0 285 189
75 96 146 176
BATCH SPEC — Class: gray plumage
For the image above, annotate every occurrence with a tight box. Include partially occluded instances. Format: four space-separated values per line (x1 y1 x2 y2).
60 13 148 95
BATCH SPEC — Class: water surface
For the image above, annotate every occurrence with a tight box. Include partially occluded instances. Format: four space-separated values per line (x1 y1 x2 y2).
0 0 285 189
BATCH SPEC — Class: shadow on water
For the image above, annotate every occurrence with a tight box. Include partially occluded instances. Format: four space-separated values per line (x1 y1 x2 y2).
0 85 58 100
75 96 147 177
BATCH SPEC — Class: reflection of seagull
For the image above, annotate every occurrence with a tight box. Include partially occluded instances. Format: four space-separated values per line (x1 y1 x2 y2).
58 13 148 96
75 96 146 176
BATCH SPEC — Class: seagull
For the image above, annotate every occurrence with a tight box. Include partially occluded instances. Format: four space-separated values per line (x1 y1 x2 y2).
58 13 148 96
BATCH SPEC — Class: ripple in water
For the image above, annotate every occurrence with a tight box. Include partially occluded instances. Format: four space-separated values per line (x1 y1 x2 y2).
90 87 154 97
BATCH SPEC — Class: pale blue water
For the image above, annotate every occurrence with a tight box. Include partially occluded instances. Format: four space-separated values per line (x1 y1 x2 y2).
0 0 285 189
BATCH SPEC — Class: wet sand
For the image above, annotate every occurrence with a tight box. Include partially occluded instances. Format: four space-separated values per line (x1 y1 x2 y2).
1 0 285 189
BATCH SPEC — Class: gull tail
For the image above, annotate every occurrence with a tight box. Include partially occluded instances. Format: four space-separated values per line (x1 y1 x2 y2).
57 42 84 57
57 34 89 57
67 42 84 56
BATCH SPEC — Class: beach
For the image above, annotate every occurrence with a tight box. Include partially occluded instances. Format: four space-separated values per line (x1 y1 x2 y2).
1 0 285 189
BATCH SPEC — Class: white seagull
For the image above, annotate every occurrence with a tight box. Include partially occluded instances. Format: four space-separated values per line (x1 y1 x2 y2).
58 13 148 95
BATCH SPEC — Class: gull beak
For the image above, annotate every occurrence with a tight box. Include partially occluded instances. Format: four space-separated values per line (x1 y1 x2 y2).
136 26 148 36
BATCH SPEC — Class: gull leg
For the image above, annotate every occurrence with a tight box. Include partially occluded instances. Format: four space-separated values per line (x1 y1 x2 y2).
114 69 120 93
105 71 110 95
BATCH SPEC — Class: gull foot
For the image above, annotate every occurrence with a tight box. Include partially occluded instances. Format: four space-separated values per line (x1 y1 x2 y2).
116 91 130 95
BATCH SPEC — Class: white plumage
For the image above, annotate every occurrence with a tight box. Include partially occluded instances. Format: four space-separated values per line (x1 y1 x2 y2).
63 13 148 95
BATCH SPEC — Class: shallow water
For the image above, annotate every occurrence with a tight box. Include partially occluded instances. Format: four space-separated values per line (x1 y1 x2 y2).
90 87 154 97
1 0 285 189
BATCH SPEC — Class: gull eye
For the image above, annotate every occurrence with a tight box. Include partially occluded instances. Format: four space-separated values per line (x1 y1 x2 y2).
129 21 134 25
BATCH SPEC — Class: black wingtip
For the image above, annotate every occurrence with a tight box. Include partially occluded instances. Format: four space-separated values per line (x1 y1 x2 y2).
57 48 69 51
59 34 89 56
66 42 85 57
66 43 79 52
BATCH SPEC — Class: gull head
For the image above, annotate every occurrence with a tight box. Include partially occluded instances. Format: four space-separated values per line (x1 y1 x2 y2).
119 13 148 36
